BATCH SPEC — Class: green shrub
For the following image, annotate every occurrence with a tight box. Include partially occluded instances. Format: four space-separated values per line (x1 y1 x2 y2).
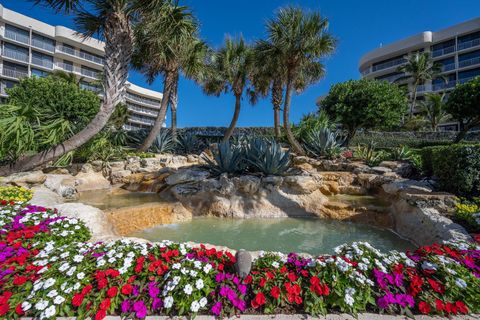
350 135 453 149
176 132 203 154
244 138 290 175
128 129 174 154
303 128 343 159
421 144 480 197
203 141 246 175
354 142 387 167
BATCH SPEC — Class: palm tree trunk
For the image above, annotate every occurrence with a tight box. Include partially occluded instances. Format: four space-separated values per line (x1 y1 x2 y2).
271 80 283 140
410 82 418 118
283 75 304 155
139 71 175 151
169 72 179 142
0 16 132 176
223 94 241 141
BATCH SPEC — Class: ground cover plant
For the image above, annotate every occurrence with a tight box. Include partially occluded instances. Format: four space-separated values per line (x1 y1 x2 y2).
0 187 479 319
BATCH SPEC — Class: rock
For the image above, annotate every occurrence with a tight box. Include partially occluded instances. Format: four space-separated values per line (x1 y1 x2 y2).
80 163 95 173
262 176 283 187
140 157 163 172
371 166 393 174
74 171 111 192
44 174 76 198
378 161 400 170
235 249 252 278
125 156 141 172
233 175 261 195
283 175 319 193
339 185 367 195
165 168 210 185
382 180 433 195
348 162 372 174
319 181 340 195
29 186 63 207
42 167 70 175
218 174 235 195
108 161 126 173
53 203 116 241
2 171 47 186
357 173 395 190
110 170 133 185
187 154 199 163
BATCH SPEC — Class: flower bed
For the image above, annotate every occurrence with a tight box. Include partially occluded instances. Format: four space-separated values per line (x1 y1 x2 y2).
0 197 479 319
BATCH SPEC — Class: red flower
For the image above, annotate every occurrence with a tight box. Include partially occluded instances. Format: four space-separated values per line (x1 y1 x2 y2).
107 286 118 298
218 263 224 271
95 309 106 320
266 271 275 280
427 278 444 294
121 284 133 295
288 272 297 282
310 276 320 286
243 275 252 284
445 302 457 315
279 266 288 273
81 284 93 295
15 303 24 315
105 269 119 278
13 276 27 286
435 299 444 312
418 301 430 314
251 292 266 309
0 303 9 316
72 294 84 307
292 284 301 295
259 278 267 287
98 278 108 289
270 286 280 299
455 301 468 314
295 295 302 305
100 298 111 310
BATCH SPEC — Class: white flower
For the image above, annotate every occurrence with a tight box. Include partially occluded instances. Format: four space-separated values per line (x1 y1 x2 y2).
358 263 368 271
53 295 65 305
172 263 181 269
73 255 84 263
77 272 85 280
345 294 355 307
345 287 356 296
190 270 198 277
190 300 200 312
66 266 76 277
199 297 208 307
194 261 202 269
44 305 56 318
184 284 193 295
35 300 49 311
164 296 174 308
272 261 280 268
21 302 31 311
43 278 55 289
195 279 204 290
455 278 467 289
203 264 212 274
47 290 58 298
421 261 438 271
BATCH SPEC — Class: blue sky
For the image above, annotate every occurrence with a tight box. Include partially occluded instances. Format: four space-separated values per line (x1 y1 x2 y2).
3 0 480 127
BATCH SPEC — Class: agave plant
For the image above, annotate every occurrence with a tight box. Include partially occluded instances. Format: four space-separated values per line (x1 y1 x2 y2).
176 132 203 155
304 128 343 159
389 145 415 161
203 141 246 175
355 142 386 167
244 138 290 175
128 129 174 154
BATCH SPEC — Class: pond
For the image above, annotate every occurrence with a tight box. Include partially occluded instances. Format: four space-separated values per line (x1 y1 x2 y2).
129 217 414 255
75 190 165 210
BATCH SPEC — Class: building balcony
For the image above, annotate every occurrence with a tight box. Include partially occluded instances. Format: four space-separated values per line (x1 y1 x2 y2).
441 63 456 72
128 105 159 117
433 80 457 91
129 115 155 126
31 57 54 69
56 45 104 65
4 29 30 45
125 92 161 108
31 38 55 53
1 67 28 80
459 76 479 84
376 72 406 83
457 38 480 51
371 58 406 72
2 48 29 63
80 82 103 93
458 56 480 69
431 45 456 58
55 62 99 79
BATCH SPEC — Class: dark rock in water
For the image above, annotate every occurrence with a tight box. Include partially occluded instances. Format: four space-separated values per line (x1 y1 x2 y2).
235 249 252 278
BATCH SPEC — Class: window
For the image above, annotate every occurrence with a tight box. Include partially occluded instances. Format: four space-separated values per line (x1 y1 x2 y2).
372 55 406 72
32 33 55 52
31 51 54 69
4 24 30 44
3 43 29 62
431 39 455 57
458 50 480 68
63 60 74 72
458 67 480 83
79 49 104 64
458 31 480 50
31 68 50 78
81 66 99 79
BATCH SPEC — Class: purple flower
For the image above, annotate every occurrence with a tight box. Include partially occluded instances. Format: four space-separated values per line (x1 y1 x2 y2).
132 285 140 296
211 301 222 316
215 273 226 283
133 300 148 318
373 269 388 289
148 281 160 298
395 294 414 308
121 300 131 313
237 284 247 295
393 273 404 287
152 297 163 310
377 293 395 309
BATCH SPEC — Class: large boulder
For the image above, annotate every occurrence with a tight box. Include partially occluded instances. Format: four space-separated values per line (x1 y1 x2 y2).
382 180 433 195
74 171 111 192
233 175 261 195
165 168 210 185
283 175 319 193
2 171 47 187
44 174 76 198
110 170 133 185
29 186 64 207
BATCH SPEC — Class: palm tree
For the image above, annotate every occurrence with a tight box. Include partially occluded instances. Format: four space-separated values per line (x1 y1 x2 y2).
202 36 254 141
397 52 443 118
0 0 162 175
132 3 203 151
266 7 335 155
49 70 84 85
420 92 449 131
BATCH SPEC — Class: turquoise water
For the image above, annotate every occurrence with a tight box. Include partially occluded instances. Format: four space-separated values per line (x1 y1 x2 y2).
130 217 414 255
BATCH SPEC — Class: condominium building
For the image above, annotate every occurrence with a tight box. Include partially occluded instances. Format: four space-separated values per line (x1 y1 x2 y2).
0 4 163 131
359 17 480 130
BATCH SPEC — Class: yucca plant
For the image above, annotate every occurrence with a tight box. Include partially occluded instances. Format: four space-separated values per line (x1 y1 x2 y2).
176 132 203 154
203 141 246 175
390 145 415 161
244 138 290 175
303 128 343 159
355 142 386 167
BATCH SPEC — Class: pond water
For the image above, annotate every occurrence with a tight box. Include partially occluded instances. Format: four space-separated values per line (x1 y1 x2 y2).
129 217 414 255
75 190 164 210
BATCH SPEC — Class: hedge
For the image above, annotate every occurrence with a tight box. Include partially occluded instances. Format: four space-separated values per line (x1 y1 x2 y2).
420 144 480 197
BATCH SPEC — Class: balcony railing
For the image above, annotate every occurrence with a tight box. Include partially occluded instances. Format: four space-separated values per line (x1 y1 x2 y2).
459 76 479 84
55 62 99 79
4 29 30 45
129 115 155 126
433 80 457 91
32 38 55 52
417 84 432 93
81 68 99 79
361 68 371 76
31 57 54 69
80 82 103 93
372 58 406 72
57 45 104 65
2 68 28 79
128 104 159 117
377 72 406 83
2 48 29 62
126 92 160 107
457 38 480 51
441 63 456 72
458 56 480 68
123 124 142 131
431 45 456 57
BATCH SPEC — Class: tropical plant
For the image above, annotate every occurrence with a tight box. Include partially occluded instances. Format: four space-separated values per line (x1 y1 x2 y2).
0 77 100 163
176 132 203 155
389 145 415 161
320 79 408 144
445 76 480 142
304 128 343 159
133 3 207 149
128 129 174 154
355 142 386 167
49 70 84 85
203 141 246 175
265 6 336 155
244 138 291 175
396 52 443 118
202 36 254 142
419 93 449 131
293 110 334 143
0 0 161 174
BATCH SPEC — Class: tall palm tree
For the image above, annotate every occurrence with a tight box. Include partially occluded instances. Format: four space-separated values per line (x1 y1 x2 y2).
397 52 443 118
132 3 203 151
266 7 335 155
0 0 163 175
420 92 449 131
202 36 254 141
